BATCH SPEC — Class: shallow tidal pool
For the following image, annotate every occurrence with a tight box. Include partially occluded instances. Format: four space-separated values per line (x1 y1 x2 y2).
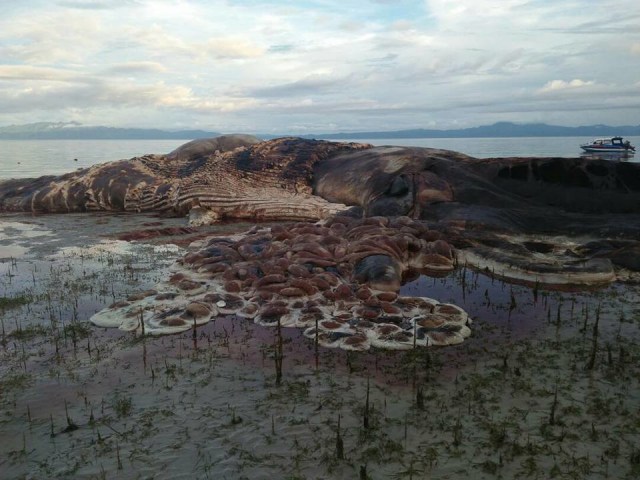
1 213 640 479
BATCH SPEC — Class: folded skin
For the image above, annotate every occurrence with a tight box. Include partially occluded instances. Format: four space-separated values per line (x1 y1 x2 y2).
3 135 640 304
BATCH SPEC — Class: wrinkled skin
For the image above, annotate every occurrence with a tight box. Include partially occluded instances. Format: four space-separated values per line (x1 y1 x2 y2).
2 136 640 225
0 136 366 220
2 135 640 286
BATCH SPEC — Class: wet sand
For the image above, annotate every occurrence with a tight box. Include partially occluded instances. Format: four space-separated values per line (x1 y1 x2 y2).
1 213 640 479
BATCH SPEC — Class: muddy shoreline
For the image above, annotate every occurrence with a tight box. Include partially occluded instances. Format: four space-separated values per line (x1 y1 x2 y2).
1 213 640 479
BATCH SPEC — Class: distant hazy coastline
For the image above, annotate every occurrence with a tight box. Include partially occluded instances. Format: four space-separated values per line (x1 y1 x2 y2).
0 121 638 140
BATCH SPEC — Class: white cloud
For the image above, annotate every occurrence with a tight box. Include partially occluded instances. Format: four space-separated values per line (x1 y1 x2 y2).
57 0 139 9
107 62 168 74
539 79 596 93
202 38 266 60
0 65 82 82
427 0 531 23
125 26 266 62
0 0 638 131
0 9 105 64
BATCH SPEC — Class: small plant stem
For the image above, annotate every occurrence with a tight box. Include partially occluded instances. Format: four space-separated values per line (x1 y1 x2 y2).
586 303 600 371
363 378 370 430
336 414 344 460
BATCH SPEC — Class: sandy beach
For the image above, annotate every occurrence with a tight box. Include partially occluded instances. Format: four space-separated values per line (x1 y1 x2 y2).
1 212 639 479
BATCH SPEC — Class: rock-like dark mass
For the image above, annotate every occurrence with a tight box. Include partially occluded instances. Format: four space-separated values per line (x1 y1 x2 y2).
0 135 640 284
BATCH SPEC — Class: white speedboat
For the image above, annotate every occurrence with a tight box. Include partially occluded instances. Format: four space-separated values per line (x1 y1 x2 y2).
580 136 635 154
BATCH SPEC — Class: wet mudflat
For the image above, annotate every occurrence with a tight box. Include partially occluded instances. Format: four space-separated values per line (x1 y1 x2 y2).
1 213 640 479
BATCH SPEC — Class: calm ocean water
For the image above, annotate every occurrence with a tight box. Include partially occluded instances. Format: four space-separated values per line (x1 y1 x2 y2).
0 136 638 180
0 139 189 180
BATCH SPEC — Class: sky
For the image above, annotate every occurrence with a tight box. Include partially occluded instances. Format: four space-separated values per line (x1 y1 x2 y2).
0 0 639 134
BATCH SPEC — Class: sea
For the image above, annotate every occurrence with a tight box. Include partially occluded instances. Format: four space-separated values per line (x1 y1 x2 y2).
0 136 638 180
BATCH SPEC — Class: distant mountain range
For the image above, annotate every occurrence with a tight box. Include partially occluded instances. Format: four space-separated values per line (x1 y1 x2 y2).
0 121 637 140
0 122 220 140
296 122 640 140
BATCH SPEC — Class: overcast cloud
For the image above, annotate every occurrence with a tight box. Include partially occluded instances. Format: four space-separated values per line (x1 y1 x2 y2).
0 0 638 133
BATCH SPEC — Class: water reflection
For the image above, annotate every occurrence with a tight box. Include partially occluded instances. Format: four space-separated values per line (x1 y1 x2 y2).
580 151 635 162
